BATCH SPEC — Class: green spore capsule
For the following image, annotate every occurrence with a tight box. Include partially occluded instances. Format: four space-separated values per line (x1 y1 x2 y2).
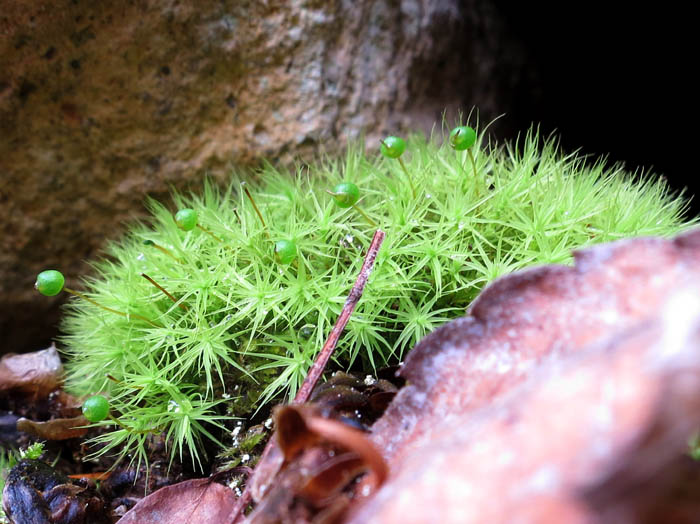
175 208 198 231
380 135 406 159
327 181 377 227
380 135 416 198
35 270 65 296
328 182 360 208
174 208 222 242
449 125 479 187
82 395 110 422
449 126 477 151
35 269 161 327
274 239 297 265
143 239 183 263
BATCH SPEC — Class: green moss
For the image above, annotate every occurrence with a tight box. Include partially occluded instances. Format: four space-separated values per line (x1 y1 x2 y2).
55 126 696 470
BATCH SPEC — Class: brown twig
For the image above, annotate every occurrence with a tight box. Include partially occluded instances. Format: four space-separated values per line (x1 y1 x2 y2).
228 228 386 522
141 273 188 311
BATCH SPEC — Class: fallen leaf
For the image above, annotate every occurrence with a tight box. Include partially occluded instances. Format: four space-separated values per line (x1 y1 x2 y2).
17 415 88 440
119 477 237 523
346 230 700 523
247 406 386 523
0 344 62 397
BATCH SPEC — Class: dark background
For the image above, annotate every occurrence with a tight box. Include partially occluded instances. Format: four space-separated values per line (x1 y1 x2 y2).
493 2 696 215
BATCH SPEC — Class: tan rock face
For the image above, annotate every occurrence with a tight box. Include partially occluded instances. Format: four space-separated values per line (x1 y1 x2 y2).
0 1 522 352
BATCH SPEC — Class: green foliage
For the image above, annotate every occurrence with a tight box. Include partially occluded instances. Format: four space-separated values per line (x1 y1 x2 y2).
52 125 695 471
19 442 45 461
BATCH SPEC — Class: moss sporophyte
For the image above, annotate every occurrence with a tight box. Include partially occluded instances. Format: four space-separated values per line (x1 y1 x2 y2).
35 124 697 471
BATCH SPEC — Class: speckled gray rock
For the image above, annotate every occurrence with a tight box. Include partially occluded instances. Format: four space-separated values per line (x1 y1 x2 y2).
0 0 524 351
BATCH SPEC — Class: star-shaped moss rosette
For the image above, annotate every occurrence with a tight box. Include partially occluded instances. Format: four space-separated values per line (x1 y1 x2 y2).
38 125 696 470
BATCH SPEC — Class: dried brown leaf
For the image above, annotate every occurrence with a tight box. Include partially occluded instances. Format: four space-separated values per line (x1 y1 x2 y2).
0 344 62 397
119 478 237 524
347 230 700 523
16 415 88 440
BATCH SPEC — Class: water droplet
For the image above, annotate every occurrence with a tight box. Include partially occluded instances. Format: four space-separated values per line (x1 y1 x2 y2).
458 222 465 230
168 400 181 413
425 194 432 199
136 253 146 261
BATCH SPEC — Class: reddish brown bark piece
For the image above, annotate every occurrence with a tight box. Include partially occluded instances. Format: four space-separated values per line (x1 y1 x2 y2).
347 230 700 523
119 478 237 523
0 344 62 397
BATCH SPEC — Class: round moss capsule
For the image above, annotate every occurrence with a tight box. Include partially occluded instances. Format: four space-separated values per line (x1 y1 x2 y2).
174 208 198 231
449 126 477 151
35 270 65 297
380 136 406 159
82 395 110 422
330 182 360 208
274 239 297 265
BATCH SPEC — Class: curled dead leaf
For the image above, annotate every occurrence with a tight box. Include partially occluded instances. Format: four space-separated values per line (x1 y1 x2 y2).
347 230 700 523
275 405 387 490
0 344 62 397
16 415 89 440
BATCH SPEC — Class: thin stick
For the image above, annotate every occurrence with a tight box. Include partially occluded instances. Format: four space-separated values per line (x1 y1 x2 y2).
64 288 161 328
229 229 386 522
141 273 188 311
351 204 378 228
107 374 144 389
397 157 416 199
243 186 270 238
143 240 183 264
196 223 223 243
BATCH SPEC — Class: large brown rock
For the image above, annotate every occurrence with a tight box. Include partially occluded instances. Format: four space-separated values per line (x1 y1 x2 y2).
0 0 522 352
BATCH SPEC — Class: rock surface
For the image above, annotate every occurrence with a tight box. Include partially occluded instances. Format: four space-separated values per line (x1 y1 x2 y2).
0 0 524 352
347 230 700 523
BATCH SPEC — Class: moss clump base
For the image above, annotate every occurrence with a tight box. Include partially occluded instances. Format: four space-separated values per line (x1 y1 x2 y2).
57 127 696 470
